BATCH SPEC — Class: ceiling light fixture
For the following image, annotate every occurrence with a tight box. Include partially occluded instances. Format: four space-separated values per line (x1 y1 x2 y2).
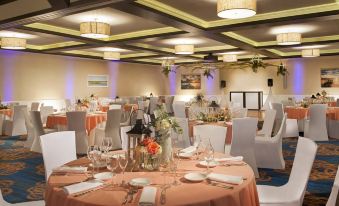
301 49 320 58
175 45 194 55
1 37 26 49
223 54 237 62
277 33 301 45
103 52 120 60
80 21 110 38
217 0 256 19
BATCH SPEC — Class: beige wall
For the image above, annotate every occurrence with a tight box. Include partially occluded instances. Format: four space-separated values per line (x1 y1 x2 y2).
0 50 166 101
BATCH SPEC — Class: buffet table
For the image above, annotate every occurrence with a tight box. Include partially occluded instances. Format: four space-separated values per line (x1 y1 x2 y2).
46 113 107 134
45 155 259 206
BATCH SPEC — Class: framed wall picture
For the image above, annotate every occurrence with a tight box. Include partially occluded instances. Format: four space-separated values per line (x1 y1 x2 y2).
181 74 201 89
321 68 339 88
87 75 108 87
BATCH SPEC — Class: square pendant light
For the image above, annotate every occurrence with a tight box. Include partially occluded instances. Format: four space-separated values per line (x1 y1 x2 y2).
80 22 110 39
277 33 301 45
302 49 320 58
223 54 237 62
103 52 120 60
1 37 26 49
217 0 256 19
174 45 194 54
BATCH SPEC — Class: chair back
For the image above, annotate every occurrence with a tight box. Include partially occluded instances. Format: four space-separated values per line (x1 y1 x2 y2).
23 110 34 148
230 117 259 177
271 103 284 135
105 109 122 150
286 137 317 202
66 111 86 132
164 96 174 113
12 105 28 135
326 166 339 206
30 111 46 153
173 101 186 118
193 125 227 153
31 102 40 111
308 104 328 140
149 97 159 115
40 106 54 124
170 117 190 148
40 131 77 179
259 109 276 137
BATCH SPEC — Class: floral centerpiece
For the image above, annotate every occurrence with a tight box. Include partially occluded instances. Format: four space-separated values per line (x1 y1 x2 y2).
137 137 162 170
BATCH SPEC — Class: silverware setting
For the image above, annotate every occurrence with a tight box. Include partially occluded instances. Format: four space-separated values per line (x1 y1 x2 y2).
72 184 107 197
122 187 137 205
222 162 247 167
206 179 234 190
160 184 171 205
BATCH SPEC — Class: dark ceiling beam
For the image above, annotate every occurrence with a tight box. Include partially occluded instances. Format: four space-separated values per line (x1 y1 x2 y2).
0 0 17 6
111 1 279 58
195 48 241 54
257 39 339 49
0 0 124 29
48 0 70 9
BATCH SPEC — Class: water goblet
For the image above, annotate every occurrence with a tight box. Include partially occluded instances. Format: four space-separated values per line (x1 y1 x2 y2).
106 154 119 186
118 151 129 186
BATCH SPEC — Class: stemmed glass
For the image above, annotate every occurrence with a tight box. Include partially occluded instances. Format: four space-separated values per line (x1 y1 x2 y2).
101 137 113 154
118 151 128 186
170 138 181 186
203 138 214 173
87 145 99 176
106 155 119 186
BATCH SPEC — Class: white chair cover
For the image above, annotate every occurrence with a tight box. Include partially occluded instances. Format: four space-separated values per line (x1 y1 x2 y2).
170 117 190 148
257 137 318 206
255 114 287 169
230 117 259 177
40 106 54 125
23 110 34 148
193 125 227 153
304 104 328 141
30 111 46 153
270 103 284 136
30 102 40 111
257 109 276 137
40 131 77 179
4 105 27 136
149 97 159 115
66 111 88 154
164 96 174 114
173 101 186 118
326 166 339 206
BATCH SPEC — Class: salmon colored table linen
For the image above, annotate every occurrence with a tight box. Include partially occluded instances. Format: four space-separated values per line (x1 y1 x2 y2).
284 107 339 120
189 121 233 144
0 109 12 117
123 104 138 112
46 113 107 134
45 155 259 206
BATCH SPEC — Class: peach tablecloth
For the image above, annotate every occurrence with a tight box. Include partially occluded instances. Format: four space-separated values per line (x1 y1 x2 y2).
46 113 107 134
45 156 259 206
284 107 339 120
189 121 233 144
100 104 138 112
0 109 12 117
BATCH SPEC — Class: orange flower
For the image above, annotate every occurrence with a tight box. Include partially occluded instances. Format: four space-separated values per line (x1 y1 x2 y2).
147 142 160 155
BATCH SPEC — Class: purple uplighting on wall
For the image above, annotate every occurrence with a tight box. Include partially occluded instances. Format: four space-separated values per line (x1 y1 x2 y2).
65 58 75 99
1 50 16 101
108 61 119 98
168 67 176 95
293 60 304 95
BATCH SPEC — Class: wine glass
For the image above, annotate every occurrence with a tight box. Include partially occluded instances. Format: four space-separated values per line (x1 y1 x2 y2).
106 154 119 186
170 138 181 186
102 137 113 154
87 145 99 176
203 138 214 173
118 151 128 186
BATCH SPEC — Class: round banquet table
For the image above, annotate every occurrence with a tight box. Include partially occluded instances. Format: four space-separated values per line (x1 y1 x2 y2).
100 104 138 112
45 155 259 206
46 113 107 134
284 106 339 120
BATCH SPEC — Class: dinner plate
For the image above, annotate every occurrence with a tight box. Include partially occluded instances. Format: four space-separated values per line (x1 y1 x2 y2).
184 172 207 182
94 172 113 180
199 160 220 167
129 178 151 187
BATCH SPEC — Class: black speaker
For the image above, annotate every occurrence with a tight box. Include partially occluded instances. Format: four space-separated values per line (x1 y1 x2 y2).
220 80 226 88
268 79 273 87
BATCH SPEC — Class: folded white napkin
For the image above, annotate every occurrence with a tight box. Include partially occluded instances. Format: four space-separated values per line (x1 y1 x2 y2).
138 186 157 206
214 156 243 162
180 146 196 154
63 180 103 195
52 166 87 174
207 173 243 185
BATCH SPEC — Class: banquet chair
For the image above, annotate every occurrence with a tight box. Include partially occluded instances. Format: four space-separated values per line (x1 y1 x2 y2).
40 106 54 125
30 111 57 153
255 114 287 169
23 110 34 148
0 190 45 206
193 125 227 153
149 97 159 115
326 166 339 206
304 104 329 141
120 105 135 127
66 111 88 154
230 117 259 178
94 109 122 150
170 117 190 148
257 137 317 206
4 105 28 136
40 131 77 179
173 101 187 118
164 96 174 114
0 114 4 135
30 102 40 111
270 103 284 136
257 109 276 137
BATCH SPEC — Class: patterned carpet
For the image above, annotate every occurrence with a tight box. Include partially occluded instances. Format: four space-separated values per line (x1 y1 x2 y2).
0 135 338 205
